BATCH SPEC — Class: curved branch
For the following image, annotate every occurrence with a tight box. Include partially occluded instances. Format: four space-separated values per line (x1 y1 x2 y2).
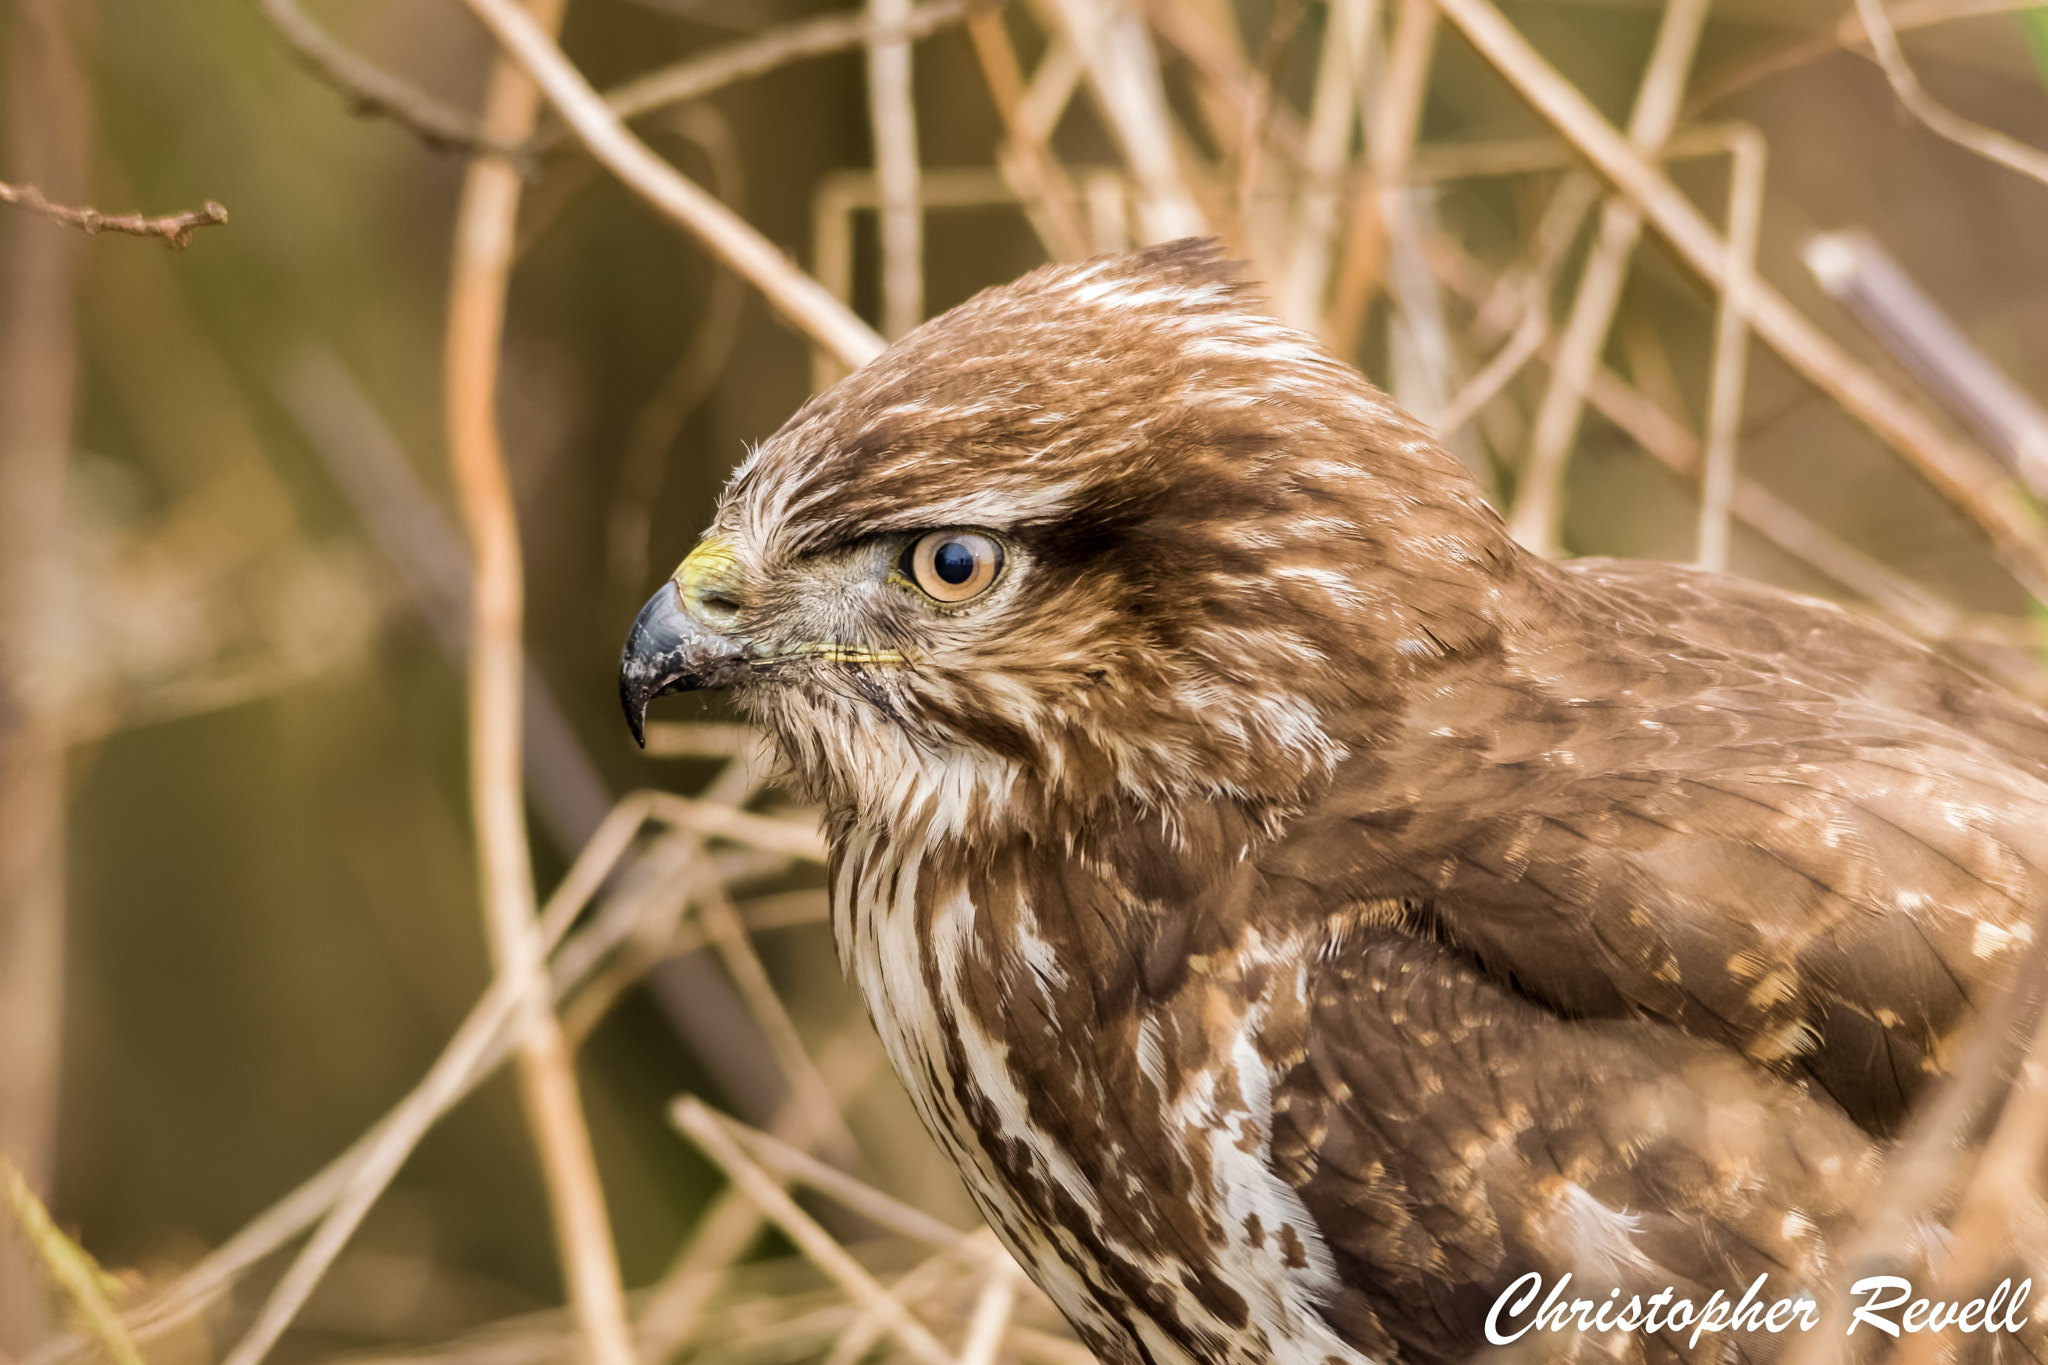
254 0 523 159
459 0 886 370
1854 0 2048 189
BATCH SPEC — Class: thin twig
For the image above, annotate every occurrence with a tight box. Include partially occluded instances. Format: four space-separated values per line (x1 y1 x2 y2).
869 0 925 340
710 1113 977 1249
1854 0 2048 190
254 0 521 159
1506 0 1712 555
823 1246 965 1365
695 879 863 1162
0 178 225 249
957 1253 1024 1365
1694 125 1765 571
639 1028 886 1360
1685 0 2037 114
1038 0 1207 241
601 0 989 127
672 1100 959 1365
1453 169 1598 394
966 14 1093 261
1428 0 2048 602
1426 235 1980 647
31 789 816 1365
1140 0 1311 173
605 107 746 607
1281 0 1374 333
459 0 886 371
441 6 637 1362
1373 0 1459 435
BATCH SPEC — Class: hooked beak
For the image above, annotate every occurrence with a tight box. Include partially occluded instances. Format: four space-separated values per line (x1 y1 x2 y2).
618 577 748 748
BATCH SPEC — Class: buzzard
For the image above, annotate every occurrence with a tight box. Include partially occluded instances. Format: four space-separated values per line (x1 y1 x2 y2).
620 241 2048 1363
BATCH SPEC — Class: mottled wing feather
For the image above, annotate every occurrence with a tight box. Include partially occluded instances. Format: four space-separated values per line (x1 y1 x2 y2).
1263 560 2048 1135
1270 933 1878 1364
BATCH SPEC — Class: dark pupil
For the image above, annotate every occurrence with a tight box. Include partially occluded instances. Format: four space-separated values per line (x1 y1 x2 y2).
933 540 976 585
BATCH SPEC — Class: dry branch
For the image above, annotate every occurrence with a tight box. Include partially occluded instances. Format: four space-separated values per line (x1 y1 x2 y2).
1429 0 2048 603
47 786 823 1365
602 0 991 126
1694 125 1765 571
673 1099 961 1365
460 0 885 370
1686 0 2040 113
0 0 91 1343
1853 0 2048 190
441 9 635 1364
1038 0 1207 241
0 178 225 248
1506 0 1711 554
255 0 518 159
869 0 926 339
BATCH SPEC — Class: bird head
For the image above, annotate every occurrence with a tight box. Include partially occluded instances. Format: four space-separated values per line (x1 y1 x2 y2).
620 239 1530 844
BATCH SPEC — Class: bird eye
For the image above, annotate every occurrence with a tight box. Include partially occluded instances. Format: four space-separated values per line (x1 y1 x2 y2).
903 530 1003 604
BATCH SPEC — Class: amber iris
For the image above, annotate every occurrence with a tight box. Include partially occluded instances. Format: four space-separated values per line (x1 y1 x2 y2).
905 530 1003 603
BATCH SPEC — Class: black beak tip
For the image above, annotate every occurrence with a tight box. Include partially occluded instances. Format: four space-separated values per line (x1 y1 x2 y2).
621 579 735 750
621 678 650 749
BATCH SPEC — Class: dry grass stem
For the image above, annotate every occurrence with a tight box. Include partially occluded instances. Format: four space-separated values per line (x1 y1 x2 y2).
460 0 885 370
1905 1005 2048 1363
0 177 225 249
639 790 828 861
956 1250 1025 1365
869 0 926 339
1853 0 2048 190
1280 0 1373 331
710 1114 975 1249
1427 237 1988 654
968 16 1093 260
1430 0 2048 602
640 1029 889 1359
823 1246 962 1365
1506 0 1711 554
1039 0 1206 241
0 0 91 1344
696 882 863 1162
1372 0 1459 432
1693 126 1765 571
673 1099 961 1365
33 761 817 1365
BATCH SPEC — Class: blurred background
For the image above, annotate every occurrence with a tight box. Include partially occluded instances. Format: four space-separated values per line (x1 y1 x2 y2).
1 0 2046 1360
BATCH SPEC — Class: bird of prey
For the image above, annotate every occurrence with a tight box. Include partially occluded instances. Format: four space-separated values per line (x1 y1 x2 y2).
620 240 2048 1364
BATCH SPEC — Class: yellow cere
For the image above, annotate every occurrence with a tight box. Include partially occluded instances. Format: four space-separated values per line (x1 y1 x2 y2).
676 536 906 666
